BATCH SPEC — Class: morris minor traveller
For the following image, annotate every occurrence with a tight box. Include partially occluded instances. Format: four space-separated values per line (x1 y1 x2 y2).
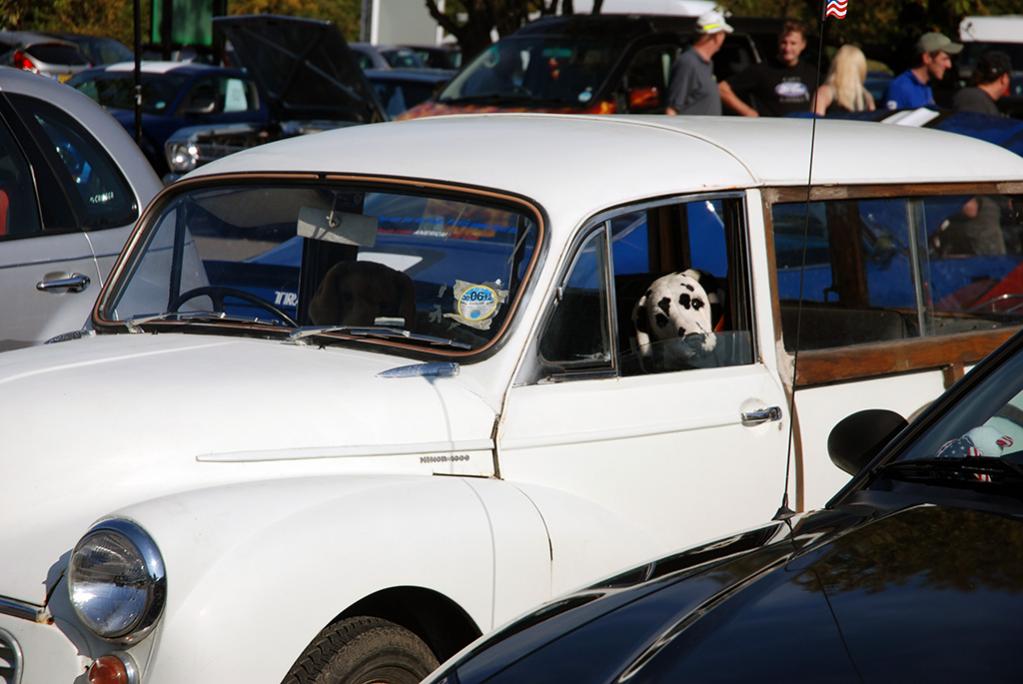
2 114 1023 684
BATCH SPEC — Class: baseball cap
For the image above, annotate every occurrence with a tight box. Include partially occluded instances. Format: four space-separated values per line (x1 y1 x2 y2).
916 31 963 55
975 50 1012 82
696 10 734 35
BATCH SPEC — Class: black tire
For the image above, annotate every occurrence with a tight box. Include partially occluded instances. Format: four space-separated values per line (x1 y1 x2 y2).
282 616 439 684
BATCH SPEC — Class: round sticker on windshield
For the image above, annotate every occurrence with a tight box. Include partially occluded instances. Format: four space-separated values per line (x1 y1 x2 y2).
458 284 499 321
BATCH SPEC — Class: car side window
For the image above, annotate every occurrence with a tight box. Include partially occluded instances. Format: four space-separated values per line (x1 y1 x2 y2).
183 77 260 115
612 197 753 376
771 193 1023 351
11 94 138 231
0 115 41 240
623 44 677 112
538 228 612 372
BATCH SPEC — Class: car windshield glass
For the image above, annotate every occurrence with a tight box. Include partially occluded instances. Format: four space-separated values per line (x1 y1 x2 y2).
27 43 87 65
438 35 622 106
959 42 1023 72
99 182 542 354
71 73 189 114
887 337 1023 490
893 338 1023 471
381 48 424 69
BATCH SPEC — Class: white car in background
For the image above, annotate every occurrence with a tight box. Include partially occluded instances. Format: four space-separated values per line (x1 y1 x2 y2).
0 67 160 350
2 114 1023 683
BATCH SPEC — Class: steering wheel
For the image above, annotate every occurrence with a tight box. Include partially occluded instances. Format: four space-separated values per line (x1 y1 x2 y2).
169 286 297 327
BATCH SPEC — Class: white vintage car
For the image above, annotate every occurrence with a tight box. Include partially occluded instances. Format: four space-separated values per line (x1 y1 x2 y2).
3 114 1023 684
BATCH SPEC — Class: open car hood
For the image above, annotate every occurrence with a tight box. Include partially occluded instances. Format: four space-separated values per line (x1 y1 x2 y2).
215 14 385 125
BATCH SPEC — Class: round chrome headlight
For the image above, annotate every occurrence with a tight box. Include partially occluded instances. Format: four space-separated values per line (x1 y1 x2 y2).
167 142 198 173
68 519 166 642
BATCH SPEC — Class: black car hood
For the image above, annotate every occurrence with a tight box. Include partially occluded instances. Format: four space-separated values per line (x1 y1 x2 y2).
215 15 384 125
456 504 1023 683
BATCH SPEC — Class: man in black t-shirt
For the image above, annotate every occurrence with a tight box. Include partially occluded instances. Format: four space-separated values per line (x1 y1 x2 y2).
719 20 817 117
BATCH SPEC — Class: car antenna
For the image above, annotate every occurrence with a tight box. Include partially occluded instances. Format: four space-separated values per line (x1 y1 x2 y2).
773 0 842 521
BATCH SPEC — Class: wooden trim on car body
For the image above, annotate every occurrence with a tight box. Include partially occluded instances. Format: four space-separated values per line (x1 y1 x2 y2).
761 182 1023 390
92 172 548 362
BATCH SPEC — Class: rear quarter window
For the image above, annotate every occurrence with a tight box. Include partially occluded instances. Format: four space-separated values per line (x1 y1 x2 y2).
11 93 138 231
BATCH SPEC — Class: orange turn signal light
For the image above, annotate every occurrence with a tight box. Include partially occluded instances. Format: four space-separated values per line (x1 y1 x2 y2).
88 655 130 684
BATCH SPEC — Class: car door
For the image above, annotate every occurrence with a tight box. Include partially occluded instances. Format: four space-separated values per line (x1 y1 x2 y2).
498 194 791 589
0 99 101 350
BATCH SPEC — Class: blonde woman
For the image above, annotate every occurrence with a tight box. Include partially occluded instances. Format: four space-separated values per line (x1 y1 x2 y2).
814 44 876 115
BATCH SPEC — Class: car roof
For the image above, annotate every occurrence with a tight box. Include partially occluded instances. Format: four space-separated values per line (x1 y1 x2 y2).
959 15 1023 44
97 61 233 76
0 30 70 47
190 113 1023 231
364 67 453 82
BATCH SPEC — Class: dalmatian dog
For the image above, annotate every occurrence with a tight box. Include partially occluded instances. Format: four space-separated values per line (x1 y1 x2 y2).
632 268 720 369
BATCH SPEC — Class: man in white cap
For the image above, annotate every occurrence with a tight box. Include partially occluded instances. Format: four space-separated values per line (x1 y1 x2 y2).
884 31 963 110
666 9 733 116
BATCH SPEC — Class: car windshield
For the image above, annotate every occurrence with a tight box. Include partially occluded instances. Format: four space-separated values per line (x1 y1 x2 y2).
959 42 1023 73
98 181 542 355
438 35 623 106
70 73 189 114
894 337 1023 470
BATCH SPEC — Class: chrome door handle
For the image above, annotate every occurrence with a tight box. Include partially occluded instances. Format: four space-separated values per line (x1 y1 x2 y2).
741 405 783 426
37 273 91 293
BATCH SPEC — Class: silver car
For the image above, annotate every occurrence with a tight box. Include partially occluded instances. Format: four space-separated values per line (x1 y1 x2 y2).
0 31 90 81
0 67 161 350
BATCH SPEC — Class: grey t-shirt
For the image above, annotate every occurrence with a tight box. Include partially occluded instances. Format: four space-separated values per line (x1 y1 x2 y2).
953 87 1002 116
666 47 720 115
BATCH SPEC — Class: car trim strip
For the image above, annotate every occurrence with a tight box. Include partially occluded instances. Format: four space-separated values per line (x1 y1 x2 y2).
0 597 49 624
197 439 495 462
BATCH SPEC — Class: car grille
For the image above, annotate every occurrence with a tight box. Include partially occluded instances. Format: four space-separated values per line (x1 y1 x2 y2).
0 629 21 684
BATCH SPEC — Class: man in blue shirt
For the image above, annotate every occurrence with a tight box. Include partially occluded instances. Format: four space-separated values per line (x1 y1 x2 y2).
884 32 962 110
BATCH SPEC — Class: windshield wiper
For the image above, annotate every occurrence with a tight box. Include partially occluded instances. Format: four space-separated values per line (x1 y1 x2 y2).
876 456 1023 487
124 311 291 333
288 325 472 350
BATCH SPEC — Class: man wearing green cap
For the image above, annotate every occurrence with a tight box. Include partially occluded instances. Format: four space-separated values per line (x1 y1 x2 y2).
883 32 962 110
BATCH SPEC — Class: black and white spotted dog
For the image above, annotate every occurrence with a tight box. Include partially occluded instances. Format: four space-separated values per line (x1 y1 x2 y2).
632 268 720 368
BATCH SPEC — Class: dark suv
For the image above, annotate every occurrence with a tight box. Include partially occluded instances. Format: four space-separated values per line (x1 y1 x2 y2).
401 14 779 119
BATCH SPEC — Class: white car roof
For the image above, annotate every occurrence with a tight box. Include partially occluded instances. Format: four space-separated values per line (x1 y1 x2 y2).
959 15 1023 43
190 114 1023 225
570 0 715 15
105 61 208 74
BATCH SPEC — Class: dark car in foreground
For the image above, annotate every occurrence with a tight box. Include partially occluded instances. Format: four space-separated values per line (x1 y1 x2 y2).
426 326 1023 682
68 61 267 175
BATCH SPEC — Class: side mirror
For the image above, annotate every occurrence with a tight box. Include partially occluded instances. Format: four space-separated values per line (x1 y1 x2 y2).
827 409 908 475
628 86 661 112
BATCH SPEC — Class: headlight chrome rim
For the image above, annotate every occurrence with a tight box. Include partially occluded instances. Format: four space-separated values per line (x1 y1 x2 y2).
68 518 166 643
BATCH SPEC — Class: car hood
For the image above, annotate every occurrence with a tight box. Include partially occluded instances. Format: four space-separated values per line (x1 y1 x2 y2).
215 15 384 125
0 333 495 604
447 504 1023 682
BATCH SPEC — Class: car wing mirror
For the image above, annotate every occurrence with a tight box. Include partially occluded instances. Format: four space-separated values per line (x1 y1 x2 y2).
628 86 661 112
827 409 908 475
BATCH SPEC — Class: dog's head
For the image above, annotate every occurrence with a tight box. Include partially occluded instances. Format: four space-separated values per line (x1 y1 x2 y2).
309 260 416 327
633 268 718 363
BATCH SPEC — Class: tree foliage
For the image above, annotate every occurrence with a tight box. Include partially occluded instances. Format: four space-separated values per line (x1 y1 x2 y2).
1 0 360 46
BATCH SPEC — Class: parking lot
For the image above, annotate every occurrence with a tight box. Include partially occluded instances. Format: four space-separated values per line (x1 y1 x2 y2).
2 2 1023 683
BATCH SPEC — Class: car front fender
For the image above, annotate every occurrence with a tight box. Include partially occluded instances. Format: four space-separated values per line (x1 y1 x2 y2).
97 474 550 684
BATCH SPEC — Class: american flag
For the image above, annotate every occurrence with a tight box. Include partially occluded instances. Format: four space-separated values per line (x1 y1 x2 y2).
825 0 848 19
